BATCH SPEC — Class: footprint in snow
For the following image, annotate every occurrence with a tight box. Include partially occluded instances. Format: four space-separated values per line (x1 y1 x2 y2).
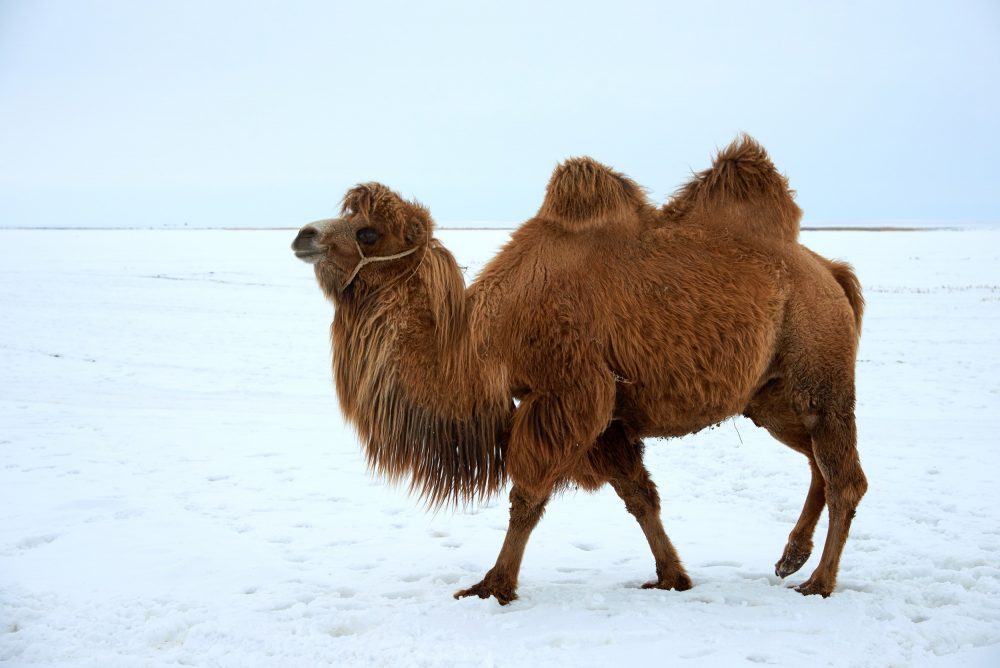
346 563 375 571
333 587 356 598
382 590 421 600
747 654 775 664
329 624 358 637
14 534 59 552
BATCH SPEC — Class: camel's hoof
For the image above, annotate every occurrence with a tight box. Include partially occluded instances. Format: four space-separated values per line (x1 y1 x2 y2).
453 578 518 605
775 544 812 578
641 572 693 592
792 577 833 598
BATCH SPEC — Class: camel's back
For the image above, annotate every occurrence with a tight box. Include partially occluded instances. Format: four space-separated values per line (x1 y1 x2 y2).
473 220 791 435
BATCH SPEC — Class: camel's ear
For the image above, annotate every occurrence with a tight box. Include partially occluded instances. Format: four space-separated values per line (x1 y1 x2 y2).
404 200 433 245
538 157 647 232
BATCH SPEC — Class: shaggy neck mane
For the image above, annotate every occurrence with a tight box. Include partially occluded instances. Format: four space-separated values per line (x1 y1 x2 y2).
331 240 511 507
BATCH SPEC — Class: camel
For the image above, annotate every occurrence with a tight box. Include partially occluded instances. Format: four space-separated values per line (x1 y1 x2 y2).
291 136 867 604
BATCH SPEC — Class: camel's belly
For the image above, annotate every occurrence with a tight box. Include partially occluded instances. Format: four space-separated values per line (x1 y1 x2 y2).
613 372 763 439
607 306 780 437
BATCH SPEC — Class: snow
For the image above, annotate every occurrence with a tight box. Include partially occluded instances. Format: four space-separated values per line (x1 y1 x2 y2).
1 228 998 667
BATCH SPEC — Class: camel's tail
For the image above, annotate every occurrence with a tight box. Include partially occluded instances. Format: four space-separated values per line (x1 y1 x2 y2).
828 258 865 334
538 156 650 232
807 249 864 334
663 134 802 243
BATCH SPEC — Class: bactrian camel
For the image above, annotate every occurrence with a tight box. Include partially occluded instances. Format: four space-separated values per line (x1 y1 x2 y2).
291 136 867 604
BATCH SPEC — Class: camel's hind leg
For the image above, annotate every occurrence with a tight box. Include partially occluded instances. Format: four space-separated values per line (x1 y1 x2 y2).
745 381 826 578
778 460 826 578
453 485 550 605
795 408 867 596
748 376 867 596
586 422 692 591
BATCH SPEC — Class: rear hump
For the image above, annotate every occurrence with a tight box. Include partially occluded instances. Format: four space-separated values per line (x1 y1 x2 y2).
663 134 801 243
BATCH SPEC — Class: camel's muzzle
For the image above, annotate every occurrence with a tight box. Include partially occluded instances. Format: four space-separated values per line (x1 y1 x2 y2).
291 218 340 264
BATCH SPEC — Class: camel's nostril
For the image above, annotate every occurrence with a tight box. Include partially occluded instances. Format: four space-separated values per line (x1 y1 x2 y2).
292 226 327 264
292 226 321 252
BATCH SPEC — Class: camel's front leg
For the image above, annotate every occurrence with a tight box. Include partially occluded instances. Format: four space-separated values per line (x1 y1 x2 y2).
454 485 549 605
606 457 693 591
609 469 692 591
584 421 692 591
457 382 612 604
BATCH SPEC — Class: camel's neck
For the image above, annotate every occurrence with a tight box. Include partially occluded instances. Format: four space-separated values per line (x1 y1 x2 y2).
330 242 510 506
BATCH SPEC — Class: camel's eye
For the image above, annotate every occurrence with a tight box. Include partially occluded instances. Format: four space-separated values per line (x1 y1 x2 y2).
356 228 379 246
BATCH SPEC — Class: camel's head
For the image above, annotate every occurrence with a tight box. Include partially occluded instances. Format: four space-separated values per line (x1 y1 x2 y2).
292 182 432 300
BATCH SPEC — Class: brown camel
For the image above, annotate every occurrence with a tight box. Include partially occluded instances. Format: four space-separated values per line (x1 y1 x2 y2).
291 136 867 604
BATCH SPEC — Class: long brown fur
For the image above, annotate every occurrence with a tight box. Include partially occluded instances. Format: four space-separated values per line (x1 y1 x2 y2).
293 135 868 602
538 156 652 232
663 134 802 243
312 183 511 507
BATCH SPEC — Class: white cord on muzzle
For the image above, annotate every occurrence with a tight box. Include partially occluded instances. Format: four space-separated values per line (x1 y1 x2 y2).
343 239 420 289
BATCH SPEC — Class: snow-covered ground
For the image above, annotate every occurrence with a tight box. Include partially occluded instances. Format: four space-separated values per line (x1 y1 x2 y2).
1 228 998 667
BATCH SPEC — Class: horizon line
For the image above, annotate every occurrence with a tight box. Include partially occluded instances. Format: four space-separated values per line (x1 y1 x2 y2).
1 224 996 232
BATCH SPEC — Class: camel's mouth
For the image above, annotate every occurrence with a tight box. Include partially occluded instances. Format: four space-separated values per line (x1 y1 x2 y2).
293 249 325 264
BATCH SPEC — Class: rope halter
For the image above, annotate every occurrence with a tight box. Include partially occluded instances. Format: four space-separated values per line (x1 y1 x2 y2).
342 238 421 290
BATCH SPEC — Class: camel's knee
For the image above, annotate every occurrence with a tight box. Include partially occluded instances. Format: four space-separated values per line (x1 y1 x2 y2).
508 486 548 530
611 471 661 520
810 411 867 510
826 465 867 512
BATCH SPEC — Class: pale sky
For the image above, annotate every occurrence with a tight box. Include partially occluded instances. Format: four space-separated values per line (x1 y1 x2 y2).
2 0 998 228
